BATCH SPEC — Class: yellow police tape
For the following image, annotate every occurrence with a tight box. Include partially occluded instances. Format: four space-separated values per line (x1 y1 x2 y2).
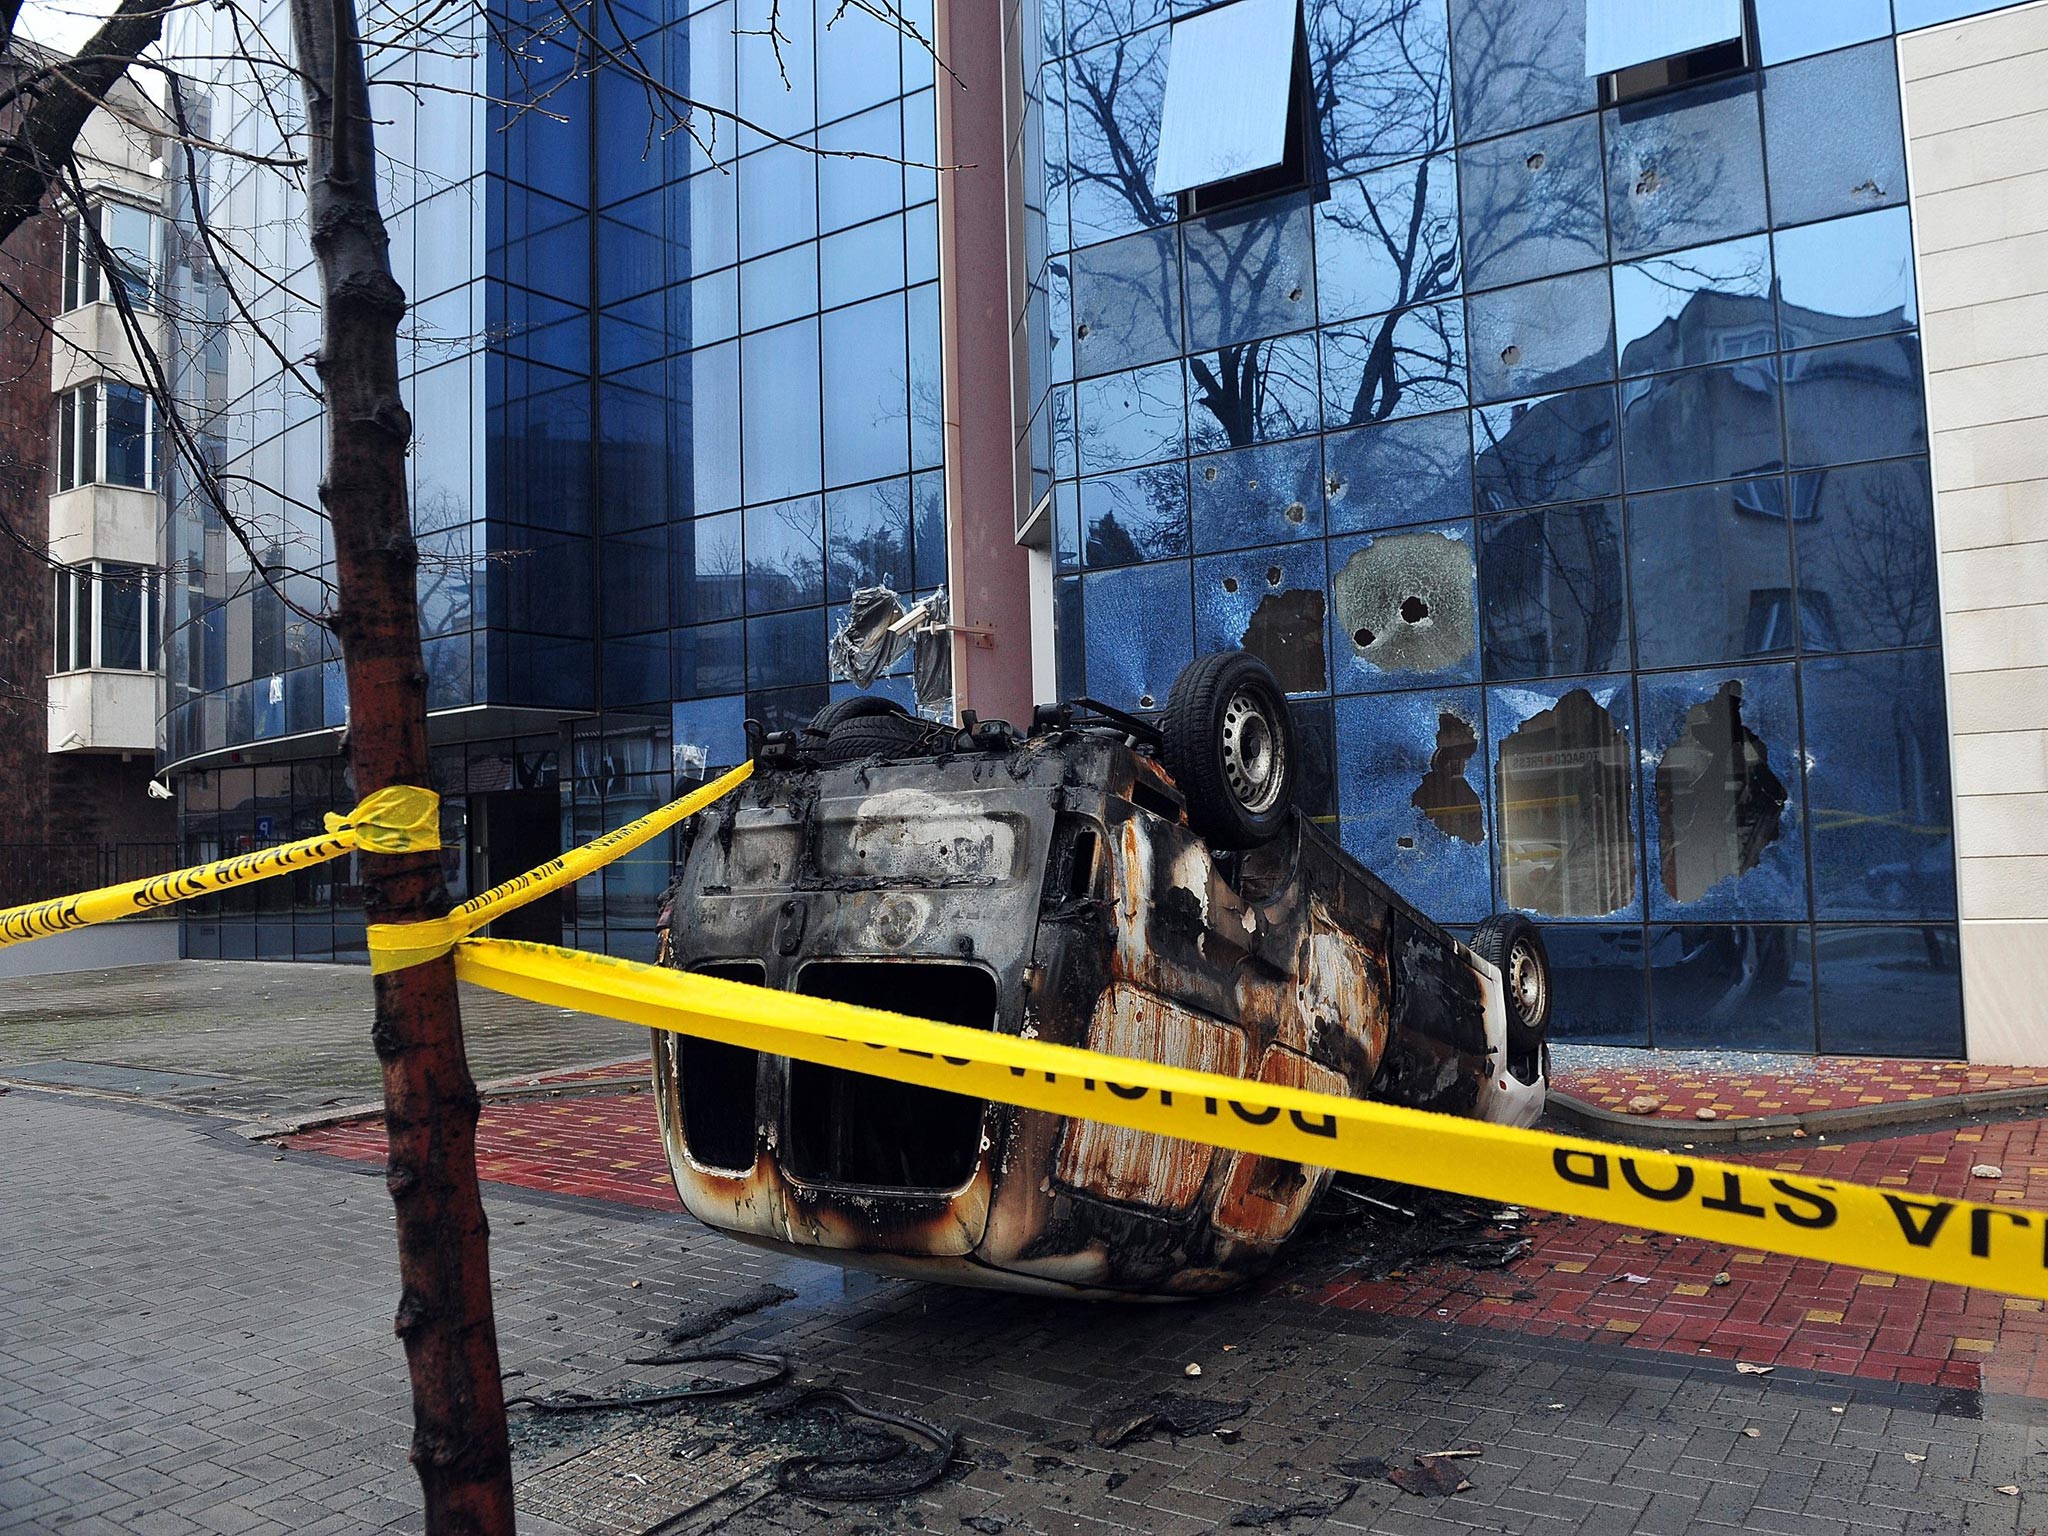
446 936 2048 1304
0 785 441 950
364 762 753 973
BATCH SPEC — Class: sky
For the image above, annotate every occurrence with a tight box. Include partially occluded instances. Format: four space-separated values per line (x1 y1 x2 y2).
15 0 109 53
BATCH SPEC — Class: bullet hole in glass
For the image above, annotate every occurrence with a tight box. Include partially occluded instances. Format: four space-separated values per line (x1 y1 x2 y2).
1411 712 1484 846
1655 681 1788 903
1635 166 1662 197
1496 689 1637 918
1353 627 1375 647
1526 151 1546 172
1266 566 1283 586
1284 501 1307 524
1203 464 1219 482
1076 321 1091 338
1400 595 1429 623
1222 575 1240 592
1500 343 1522 366
1138 692 1155 709
1288 285 1304 302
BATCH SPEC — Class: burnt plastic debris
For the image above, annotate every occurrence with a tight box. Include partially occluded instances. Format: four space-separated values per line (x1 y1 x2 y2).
1091 1392 1252 1449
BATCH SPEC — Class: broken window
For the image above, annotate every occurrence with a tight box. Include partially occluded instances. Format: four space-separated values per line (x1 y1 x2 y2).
1198 543 1327 695
1496 688 1637 917
1331 528 1478 682
1334 690 1492 922
1412 714 1485 845
1654 682 1788 903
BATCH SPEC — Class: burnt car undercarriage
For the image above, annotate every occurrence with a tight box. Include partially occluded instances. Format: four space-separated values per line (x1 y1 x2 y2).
654 652 1551 1297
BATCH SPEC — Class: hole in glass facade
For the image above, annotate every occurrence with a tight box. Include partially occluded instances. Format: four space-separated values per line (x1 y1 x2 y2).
1496 688 1636 919
1653 681 1788 904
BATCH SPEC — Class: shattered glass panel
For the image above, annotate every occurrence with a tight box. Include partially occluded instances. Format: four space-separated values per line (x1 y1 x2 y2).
1754 0 1887 64
1065 26 1175 247
1324 408 1472 534
1477 501 1628 680
1604 77 1767 261
1195 541 1329 695
1319 301 1468 427
1081 558 1195 711
1458 115 1607 293
1184 193 1317 350
1627 477 1794 668
1288 696 1338 824
1081 461 1191 566
742 496 825 612
1762 42 1906 228
1073 359 1187 474
1328 522 1479 688
1311 0 1455 177
1191 437 1325 553
1333 687 1493 922
1187 332 1321 451
1314 156 1461 328
1071 226 1183 377
1814 925 1963 1058
1465 268 1615 404
1490 679 1640 919
1612 234 1775 378
1649 925 1815 1050
1783 334 1926 472
1802 649 1956 922
1472 385 1619 513
1774 206 1917 350
1540 926 1650 1045
1448 0 1595 141
1791 459 1939 654
1640 666 1805 920
1619 356 1783 493
824 478 913 602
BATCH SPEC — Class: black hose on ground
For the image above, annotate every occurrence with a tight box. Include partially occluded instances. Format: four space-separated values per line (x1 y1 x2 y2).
502 1350 791 1413
770 1386 959 1501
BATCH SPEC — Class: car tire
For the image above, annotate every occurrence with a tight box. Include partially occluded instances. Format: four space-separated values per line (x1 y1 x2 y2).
1159 650 1296 848
808 693 909 735
812 711 935 765
1472 913 1550 1082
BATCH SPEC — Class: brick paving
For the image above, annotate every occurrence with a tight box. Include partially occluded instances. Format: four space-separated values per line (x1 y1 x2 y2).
1552 1053 2048 1125
7 1086 2048 1535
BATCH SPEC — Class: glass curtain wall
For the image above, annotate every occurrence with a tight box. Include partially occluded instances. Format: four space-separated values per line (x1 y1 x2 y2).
1041 0 1982 1054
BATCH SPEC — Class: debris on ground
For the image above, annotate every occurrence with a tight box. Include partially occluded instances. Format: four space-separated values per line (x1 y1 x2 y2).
1185 1362 1203 1377
1388 1451 1476 1496
1304 1178 1536 1281
1735 1363 1774 1376
663 1283 798 1344
1972 1165 2004 1179
1626 1094 1666 1115
1712 1271 1732 1286
1696 1108 1718 1121
960 1517 1005 1533
1335 1456 1391 1480
1091 1392 1250 1448
1228 1489 1356 1526
1214 1426 1242 1444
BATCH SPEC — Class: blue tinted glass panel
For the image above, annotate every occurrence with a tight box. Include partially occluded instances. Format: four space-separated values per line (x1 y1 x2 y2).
1465 268 1615 403
746 607 827 689
673 620 745 696
1783 334 1925 471
819 104 905 233
1052 385 1076 478
1639 663 1807 920
1488 676 1641 919
1814 925 1963 1058
1478 501 1629 680
1754 0 1886 63
1334 687 1493 922
1604 77 1767 260
741 320 821 503
1188 332 1320 451
1762 42 1907 227
908 283 944 470
1629 477 1794 667
1612 234 1775 377
1792 459 1940 653
680 269 739 347
820 215 907 310
1191 436 1324 552
815 2 902 122
821 293 910 487
1458 115 1607 292
1319 301 1467 426
912 470 948 591
1774 207 1917 350
1054 479 1081 571
1472 385 1618 512
1802 648 1955 921
1649 926 1815 1049
683 169 739 271
602 635 666 707
676 342 741 515
1620 357 1783 492
1314 156 1461 327
1081 461 1189 566
1055 574 1085 700
1448 0 1595 140
739 244 819 333
1184 193 1316 350
1066 27 1174 246
1313 0 1456 176
1081 559 1194 709
737 145 818 258
1073 359 1187 474
1541 926 1649 1045
1325 409 1472 533
736 0 816 145
1153 0 1297 196
673 695 749 773
1071 226 1182 376
1329 522 1480 689
825 478 913 601
1585 0 1740 74
1194 540 1330 695
674 511 744 625
743 496 825 612
1067 0 1169 55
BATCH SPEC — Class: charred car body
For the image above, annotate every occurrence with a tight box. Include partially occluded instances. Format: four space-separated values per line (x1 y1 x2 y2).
654 651 1552 1297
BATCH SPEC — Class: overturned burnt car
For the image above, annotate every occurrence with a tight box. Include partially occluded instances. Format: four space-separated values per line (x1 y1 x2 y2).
653 651 1552 1297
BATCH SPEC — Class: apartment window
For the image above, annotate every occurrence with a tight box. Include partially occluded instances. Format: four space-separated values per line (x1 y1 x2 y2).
61 201 158 312
1154 0 1319 217
55 382 156 492
1588 0 1752 104
52 561 158 672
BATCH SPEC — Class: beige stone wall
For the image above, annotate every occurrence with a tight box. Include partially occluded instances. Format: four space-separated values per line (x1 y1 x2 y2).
1900 0 2048 1064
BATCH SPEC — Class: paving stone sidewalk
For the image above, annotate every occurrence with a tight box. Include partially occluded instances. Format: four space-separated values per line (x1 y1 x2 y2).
7 1089 2047 1535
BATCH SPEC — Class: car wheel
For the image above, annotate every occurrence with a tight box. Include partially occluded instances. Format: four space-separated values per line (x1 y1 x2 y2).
808 693 910 735
1472 913 1550 1082
813 712 936 765
1159 650 1296 848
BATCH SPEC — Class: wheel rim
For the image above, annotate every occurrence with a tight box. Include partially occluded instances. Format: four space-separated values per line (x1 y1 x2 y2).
1507 937 1547 1027
1220 686 1286 816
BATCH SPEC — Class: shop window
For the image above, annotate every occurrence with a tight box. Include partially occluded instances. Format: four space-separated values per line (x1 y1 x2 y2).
61 201 157 312
55 382 156 492
1587 0 1752 106
52 561 159 672
1154 0 1320 217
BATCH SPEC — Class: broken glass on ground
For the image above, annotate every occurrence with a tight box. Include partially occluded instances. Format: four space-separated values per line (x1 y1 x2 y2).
1495 687 1637 917
1654 681 1788 903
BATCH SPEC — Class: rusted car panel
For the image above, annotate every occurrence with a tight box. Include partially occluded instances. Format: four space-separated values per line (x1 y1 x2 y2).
655 719 1544 1297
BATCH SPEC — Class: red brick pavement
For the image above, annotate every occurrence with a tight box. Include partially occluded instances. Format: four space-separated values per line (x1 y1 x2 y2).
1552 1054 2048 1124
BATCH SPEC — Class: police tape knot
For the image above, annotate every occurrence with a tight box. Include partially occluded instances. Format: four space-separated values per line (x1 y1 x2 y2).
327 786 441 853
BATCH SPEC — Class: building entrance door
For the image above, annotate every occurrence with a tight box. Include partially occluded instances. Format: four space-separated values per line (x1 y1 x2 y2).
474 789 561 944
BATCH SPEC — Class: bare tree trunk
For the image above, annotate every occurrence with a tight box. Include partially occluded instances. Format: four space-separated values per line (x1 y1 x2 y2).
286 0 514 1529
